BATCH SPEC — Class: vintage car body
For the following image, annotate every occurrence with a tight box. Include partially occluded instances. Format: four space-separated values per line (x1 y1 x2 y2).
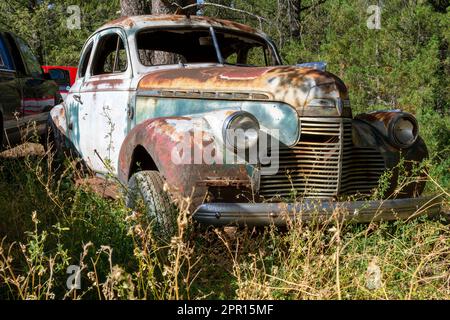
1 31 60 148
49 15 441 226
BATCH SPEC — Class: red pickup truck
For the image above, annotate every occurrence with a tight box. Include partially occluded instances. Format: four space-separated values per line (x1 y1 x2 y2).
41 66 78 100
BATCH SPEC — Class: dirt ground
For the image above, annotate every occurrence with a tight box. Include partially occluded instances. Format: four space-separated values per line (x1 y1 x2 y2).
1 142 119 199
0 143 45 158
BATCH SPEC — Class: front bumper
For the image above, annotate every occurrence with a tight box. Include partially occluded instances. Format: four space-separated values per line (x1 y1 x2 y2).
193 195 443 226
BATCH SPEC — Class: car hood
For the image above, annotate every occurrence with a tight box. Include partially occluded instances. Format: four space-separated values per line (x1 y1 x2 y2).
137 65 349 116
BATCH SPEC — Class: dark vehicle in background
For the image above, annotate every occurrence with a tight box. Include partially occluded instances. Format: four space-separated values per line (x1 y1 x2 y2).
42 65 78 100
0 30 60 148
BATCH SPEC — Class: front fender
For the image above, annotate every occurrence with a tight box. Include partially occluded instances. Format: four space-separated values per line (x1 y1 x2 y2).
352 117 428 197
118 116 253 206
354 110 428 162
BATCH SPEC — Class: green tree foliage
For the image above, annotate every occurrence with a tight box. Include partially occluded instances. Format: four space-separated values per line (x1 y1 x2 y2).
0 0 120 65
208 0 448 115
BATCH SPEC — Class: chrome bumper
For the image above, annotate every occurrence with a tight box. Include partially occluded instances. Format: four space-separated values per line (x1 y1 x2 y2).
193 196 443 226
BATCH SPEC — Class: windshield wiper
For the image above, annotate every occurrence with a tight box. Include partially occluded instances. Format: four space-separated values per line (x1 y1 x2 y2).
209 26 224 65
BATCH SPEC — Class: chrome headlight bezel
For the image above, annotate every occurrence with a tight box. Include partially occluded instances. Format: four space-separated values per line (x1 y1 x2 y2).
389 114 419 148
222 111 260 151
306 98 336 108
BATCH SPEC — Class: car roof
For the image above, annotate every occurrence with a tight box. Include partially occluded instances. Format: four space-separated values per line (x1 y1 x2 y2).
98 15 266 38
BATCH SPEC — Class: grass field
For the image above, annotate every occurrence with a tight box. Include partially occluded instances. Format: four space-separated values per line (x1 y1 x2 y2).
0 142 448 300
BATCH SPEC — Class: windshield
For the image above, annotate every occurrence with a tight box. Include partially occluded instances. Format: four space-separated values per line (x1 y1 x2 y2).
136 27 280 67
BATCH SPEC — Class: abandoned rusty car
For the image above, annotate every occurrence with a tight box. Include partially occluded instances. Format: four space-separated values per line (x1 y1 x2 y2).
48 15 442 236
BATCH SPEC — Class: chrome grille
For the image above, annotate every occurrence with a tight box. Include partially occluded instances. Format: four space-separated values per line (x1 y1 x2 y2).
259 118 386 199
340 121 386 195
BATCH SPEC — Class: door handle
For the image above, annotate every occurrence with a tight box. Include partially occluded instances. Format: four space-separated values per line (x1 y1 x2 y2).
73 94 83 104
127 105 134 120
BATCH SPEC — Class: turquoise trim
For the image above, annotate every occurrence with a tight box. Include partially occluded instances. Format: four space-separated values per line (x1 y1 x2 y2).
135 96 299 146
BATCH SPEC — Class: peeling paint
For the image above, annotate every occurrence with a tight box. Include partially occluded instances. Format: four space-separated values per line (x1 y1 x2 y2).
47 15 430 214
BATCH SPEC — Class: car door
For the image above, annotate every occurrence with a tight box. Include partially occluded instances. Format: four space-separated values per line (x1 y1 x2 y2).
13 35 57 140
65 37 95 159
77 28 132 174
0 32 21 146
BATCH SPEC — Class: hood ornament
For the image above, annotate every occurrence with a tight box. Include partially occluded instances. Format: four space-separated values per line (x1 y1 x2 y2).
296 61 327 71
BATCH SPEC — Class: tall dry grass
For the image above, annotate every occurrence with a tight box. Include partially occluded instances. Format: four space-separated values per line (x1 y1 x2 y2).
0 141 448 300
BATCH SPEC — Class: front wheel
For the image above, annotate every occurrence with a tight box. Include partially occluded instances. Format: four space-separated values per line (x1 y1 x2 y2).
126 170 177 243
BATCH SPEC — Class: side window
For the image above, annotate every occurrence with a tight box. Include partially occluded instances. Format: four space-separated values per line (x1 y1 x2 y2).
79 42 93 78
4 33 26 74
0 37 5 68
0 51 6 69
15 37 42 77
91 33 128 75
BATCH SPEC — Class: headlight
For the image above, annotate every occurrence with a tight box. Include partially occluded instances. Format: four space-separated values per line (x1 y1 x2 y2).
306 98 336 108
390 114 418 148
223 111 260 150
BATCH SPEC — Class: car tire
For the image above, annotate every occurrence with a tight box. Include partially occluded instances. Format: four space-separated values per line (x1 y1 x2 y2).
126 170 177 243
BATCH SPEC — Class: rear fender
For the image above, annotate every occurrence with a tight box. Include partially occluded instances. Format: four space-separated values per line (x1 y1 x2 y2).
48 103 71 151
49 103 68 136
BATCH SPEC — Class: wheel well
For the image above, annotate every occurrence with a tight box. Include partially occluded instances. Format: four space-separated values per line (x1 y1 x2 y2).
128 145 158 179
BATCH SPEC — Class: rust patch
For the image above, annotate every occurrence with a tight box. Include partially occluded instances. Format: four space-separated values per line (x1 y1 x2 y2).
139 66 336 89
197 178 251 187
100 15 259 35
118 117 252 209
219 68 271 80
84 78 127 91
104 16 135 29
138 65 348 111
